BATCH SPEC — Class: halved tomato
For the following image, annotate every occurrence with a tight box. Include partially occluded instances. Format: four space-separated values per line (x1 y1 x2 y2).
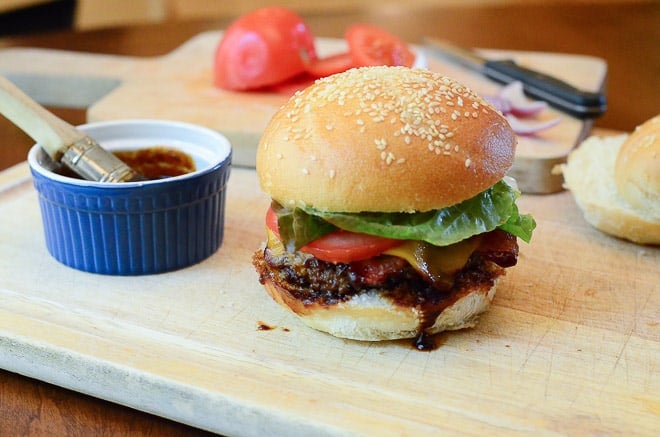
265 207 402 263
213 7 317 91
345 24 415 67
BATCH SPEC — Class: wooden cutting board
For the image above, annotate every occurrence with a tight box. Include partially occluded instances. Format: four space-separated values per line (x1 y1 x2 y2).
0 160 658 436
0 31 606 193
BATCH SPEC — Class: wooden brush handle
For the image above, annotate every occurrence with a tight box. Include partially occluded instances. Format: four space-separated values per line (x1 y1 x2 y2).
0 75 85 159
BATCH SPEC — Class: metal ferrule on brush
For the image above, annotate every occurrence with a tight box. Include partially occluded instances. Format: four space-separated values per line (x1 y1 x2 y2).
61 137 144 182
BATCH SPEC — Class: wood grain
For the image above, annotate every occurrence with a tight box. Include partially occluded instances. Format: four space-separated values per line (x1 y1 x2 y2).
0 369 215 436
0 163 657 435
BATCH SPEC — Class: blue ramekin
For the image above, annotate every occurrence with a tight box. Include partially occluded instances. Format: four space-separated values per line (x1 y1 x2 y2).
28 119 232 275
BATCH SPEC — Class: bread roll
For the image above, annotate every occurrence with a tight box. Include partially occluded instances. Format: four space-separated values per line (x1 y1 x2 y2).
257 66 516 213
561 121 660 245
262 277 498 341
614 115 660 218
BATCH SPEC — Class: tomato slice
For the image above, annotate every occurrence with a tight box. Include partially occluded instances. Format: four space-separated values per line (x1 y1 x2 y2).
266 206 281 237
214 7 317 91
345 24 415 67
265 207 402 263
301 231 403 264
304 52 355 78
265 73 316 96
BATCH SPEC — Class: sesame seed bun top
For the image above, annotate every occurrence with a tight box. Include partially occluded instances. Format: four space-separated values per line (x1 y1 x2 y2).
256 66 517 213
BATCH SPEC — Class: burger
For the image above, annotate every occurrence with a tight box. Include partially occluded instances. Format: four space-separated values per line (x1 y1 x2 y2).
252 66 535 345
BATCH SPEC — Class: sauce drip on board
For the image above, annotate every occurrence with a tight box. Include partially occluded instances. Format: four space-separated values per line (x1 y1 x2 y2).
257 321 290 332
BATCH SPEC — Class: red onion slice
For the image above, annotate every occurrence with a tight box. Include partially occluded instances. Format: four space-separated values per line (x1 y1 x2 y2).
485 81 562 135
498 81 548 117
505 114 562 136
483 95 512 113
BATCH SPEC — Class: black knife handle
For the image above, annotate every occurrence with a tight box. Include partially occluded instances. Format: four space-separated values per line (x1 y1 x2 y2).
483 59 607 119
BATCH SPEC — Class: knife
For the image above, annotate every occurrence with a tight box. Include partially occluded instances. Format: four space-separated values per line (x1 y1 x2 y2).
422 38 607 119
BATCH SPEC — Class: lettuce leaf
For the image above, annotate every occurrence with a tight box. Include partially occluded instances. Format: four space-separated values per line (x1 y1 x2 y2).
272 202 337 252
275 180 535 250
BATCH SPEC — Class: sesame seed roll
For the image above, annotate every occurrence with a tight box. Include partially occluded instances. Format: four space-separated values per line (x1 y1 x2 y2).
256 66 516 213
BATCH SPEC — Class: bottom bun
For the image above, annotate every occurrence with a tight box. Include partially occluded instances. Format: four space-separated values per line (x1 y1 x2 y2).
561 135 660 245
262 278 498 341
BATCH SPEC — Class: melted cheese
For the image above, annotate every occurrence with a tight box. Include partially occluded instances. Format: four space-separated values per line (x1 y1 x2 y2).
384 237 481 287
266 228 285 256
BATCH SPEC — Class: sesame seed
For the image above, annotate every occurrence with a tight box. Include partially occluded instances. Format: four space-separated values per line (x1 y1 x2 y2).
465 158 472 168
276 153 283 159
375 138 387 150
275 67 494 171
329 169 336 179
302 168 309 175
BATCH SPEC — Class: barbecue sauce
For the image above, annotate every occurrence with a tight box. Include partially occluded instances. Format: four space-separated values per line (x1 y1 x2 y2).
257 322 275 331
113 146 195 179
414 332 447 351
256 321 290 332
54 146 195 180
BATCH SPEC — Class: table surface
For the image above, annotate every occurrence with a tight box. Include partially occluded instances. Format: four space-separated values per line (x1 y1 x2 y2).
0 2 658 435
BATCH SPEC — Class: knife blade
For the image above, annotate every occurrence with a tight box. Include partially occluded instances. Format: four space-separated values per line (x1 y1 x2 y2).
422 38 607 119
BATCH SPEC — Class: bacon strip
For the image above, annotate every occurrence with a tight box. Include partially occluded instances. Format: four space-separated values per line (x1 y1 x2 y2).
475 230 519 267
